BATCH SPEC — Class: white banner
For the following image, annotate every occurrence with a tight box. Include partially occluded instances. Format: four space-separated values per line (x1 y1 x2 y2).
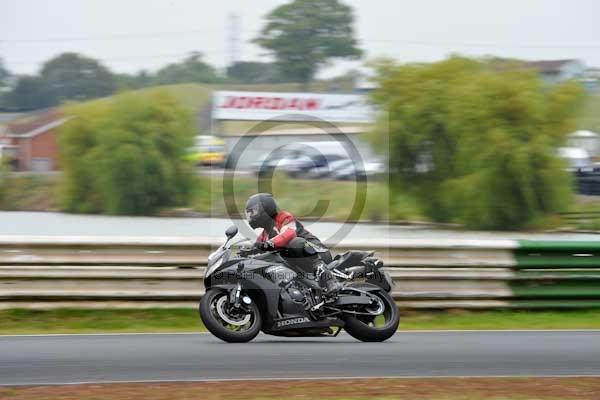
212 91 375 123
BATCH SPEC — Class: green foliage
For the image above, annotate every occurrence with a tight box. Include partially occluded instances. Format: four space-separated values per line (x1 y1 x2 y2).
0 58 10 105
59 90 196 215
2 308 600 334
0 58 9 83
115 70 154 90
40 52 116 103
254 0 362 88
226 61 285 84
2 52 230 110
3 75 52 110
577 94 600 133
95 53 229 90
0 159 9 204
4 53 116 110
155 52 223 85
372 56 585 230
0 158 60 211
192 172 399 222
0 173 59 211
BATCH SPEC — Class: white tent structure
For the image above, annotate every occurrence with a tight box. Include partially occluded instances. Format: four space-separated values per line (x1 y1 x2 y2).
567 130 600 157
557 146 591 170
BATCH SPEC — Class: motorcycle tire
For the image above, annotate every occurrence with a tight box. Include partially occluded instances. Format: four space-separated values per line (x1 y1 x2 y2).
343 289 399 342
199 289 262 343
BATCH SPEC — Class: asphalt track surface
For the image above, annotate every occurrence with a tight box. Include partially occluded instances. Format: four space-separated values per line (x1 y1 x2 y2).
1 331 599 385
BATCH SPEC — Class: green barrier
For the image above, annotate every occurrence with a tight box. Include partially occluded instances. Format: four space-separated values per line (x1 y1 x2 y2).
511 240 600 306
518 240 600 251
516 270 600 279
508 299 600 309
511 280 600 298
516 240 600 268
516 255 600 268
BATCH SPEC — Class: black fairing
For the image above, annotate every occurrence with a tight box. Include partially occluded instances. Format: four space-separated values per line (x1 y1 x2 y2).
332 250 393 292
205 257 283 325
330 250 375 269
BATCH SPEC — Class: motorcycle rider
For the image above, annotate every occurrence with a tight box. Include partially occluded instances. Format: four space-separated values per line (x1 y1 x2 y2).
245 193 341 294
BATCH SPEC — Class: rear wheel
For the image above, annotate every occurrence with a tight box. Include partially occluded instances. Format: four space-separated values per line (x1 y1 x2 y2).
199 289 262 343
343 289 399 342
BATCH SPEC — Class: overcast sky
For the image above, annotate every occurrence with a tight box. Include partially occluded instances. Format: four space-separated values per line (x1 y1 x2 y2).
1 0 599 78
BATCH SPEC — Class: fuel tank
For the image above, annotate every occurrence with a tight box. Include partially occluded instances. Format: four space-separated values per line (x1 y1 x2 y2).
265 265 297 286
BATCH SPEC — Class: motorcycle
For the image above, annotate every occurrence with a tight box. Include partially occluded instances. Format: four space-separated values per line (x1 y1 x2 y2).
199 225 399 343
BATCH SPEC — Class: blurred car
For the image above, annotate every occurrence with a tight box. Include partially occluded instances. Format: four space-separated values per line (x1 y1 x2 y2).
286 153 348 178
251 141 369 178
306 158 353 179
250 150 313 177
186 135 226 167
333 160 385 181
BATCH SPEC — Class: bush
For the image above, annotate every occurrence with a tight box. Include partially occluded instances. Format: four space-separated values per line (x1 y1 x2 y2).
0 159 9 205
372 56 584 230
59 91 196 215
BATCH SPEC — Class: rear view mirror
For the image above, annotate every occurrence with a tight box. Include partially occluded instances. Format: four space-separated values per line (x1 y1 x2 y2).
225 225 238 239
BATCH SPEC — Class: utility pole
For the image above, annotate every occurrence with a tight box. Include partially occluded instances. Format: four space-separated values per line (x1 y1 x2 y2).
227 13 241 71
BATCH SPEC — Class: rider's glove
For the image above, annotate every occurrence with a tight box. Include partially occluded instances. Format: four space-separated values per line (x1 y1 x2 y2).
254 240 275 251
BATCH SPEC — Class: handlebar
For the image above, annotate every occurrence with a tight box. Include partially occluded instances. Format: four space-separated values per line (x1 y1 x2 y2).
238 246 283 258
238 246 260 257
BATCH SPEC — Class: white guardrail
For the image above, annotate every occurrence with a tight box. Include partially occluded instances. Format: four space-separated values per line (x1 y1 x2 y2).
1 235 587 310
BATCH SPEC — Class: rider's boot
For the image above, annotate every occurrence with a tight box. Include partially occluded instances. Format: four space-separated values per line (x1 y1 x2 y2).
314 260 342 296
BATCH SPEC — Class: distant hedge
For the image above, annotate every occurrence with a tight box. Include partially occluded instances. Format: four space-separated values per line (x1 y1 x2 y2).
59 91 195 215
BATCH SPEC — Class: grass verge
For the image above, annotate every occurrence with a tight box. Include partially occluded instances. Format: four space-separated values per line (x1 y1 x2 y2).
2 378 600 400
193 172 406 222
0 174 60 211
0 171 423 223
2 308 600 335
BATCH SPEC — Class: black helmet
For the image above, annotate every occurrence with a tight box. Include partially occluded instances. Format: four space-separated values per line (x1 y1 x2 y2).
245 193 278 229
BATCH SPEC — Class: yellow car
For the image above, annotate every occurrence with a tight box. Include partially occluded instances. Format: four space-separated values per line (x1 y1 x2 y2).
186 136 226 167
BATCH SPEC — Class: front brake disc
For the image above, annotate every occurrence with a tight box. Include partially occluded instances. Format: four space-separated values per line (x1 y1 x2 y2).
215 296 252 326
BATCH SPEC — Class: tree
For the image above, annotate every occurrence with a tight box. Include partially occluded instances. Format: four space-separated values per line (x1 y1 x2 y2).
0 58 10 90
227 61 285 83
254 0 362 90
115 70 154 90
40 52 116 104
372 56 585 230
59 90 195 215
0 59 8 108
3 53 116 110
154 52 222 85
3 75 53 110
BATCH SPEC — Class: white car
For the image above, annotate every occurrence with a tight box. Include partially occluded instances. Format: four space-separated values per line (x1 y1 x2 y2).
306 158 353 179
334 160 385 180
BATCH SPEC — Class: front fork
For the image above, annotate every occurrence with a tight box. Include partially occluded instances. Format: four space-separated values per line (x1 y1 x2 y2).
228 283 242 308
228 283 252 310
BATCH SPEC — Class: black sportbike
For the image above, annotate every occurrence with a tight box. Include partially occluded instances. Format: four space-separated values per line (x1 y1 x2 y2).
199 225 399 342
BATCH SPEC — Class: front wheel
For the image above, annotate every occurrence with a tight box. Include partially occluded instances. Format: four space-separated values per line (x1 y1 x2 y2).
199 289 262 343
343 289 399 342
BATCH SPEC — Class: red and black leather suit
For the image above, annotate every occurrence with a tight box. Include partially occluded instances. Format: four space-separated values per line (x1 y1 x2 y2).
245 193 332 273
256 210 333 270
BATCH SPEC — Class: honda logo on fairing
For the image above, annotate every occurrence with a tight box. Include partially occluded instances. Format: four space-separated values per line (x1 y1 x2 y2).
276 317 310 327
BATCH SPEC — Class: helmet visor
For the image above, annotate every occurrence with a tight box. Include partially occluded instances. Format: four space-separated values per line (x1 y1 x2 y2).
245 204 261 221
